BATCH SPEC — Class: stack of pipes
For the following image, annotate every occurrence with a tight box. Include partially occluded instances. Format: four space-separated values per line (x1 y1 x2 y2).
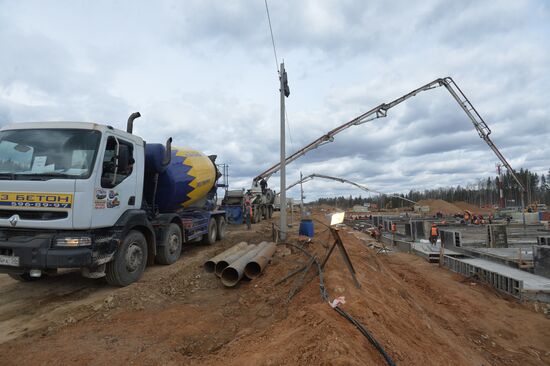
204 241 277 287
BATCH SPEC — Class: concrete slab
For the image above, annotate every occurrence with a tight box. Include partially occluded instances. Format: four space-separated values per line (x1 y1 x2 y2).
411 242 461 263
444 256 550 302
465 247 534 269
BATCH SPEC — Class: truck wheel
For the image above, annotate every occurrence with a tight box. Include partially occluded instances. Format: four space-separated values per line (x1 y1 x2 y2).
8 273 41 282
202 218 217 245
106 230 148 286
252 208 260 224
155 224 182 265
216 216 227 241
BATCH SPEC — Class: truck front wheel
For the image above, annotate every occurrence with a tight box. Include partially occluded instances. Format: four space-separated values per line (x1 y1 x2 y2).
106 230 148 286
155 224 182 265
202 218 217 245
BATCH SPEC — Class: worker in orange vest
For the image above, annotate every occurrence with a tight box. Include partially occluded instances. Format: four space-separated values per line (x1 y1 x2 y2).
244 196 252 230
429 223 439 246
391 222 397 245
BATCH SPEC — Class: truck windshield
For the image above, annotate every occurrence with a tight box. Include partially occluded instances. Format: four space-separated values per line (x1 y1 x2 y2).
0 128 101 180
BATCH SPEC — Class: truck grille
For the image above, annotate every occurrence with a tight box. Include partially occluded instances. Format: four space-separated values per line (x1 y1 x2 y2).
0 248 14 256
0 210 68 220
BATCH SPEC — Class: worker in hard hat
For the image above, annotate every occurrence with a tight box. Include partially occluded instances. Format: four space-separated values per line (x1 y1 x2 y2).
429 223 439 246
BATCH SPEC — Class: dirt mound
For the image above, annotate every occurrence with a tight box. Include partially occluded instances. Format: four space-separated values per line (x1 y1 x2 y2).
416 199 462 214
454 201 494 214
1 212 549 365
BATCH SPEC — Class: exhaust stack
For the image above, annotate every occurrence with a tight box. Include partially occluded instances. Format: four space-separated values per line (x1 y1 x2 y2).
127 112 141 134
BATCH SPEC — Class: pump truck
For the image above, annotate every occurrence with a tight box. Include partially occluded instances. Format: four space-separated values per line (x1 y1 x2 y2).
0 113 226 286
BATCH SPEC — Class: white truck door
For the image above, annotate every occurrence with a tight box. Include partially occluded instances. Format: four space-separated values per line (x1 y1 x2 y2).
91 134 138 228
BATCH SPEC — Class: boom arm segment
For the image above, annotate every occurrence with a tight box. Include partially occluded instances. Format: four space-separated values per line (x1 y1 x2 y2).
283 173 418 205
254 77 525 194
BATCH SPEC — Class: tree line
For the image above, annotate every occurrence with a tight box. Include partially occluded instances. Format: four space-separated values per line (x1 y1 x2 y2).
313 168 550 209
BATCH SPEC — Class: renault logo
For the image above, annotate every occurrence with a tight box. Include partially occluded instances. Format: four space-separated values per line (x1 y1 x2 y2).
8 214 20 227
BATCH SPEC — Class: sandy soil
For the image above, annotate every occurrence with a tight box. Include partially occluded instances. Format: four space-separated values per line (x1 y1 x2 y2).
0 211 549 365
454 201 495 214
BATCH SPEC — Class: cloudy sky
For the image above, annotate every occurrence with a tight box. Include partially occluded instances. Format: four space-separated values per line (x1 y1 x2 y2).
1 0 549 201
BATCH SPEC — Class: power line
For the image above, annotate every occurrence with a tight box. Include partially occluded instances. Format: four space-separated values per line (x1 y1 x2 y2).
264 0 279 74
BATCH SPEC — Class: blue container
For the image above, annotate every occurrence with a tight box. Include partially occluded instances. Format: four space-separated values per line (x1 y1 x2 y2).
223 205 244 224
299 219 314 238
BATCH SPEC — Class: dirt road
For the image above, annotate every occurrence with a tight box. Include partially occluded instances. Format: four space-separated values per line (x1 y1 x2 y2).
1 212 549 365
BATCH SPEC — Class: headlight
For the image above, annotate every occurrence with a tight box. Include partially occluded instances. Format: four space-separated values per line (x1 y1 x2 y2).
55 236 92 247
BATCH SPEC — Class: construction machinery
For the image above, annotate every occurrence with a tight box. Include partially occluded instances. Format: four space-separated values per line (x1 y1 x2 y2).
253 77 526 209
0 113 226 286
283 173 418 206
221 185 275 224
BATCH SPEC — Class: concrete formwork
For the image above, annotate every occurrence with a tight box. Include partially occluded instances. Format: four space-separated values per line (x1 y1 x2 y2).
487 224 507 248
344 213 550 303
507 224 546 245
534 245 550 279
443 255 550 302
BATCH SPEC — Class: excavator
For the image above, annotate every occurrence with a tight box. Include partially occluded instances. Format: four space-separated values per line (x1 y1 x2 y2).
251 77 527 216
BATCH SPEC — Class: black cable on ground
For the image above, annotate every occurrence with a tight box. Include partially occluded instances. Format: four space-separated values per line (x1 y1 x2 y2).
277 242 396 366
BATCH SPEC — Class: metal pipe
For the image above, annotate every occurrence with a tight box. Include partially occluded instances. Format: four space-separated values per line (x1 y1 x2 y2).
244 242 277 279
221 242 269 287
203 241 248 273
126 112 141 134
214 244 257 277
162 137 172 166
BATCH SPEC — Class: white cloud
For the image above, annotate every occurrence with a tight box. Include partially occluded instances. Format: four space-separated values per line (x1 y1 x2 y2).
0 0 548 202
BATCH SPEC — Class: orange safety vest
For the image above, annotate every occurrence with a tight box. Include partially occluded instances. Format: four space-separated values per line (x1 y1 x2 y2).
431 226 438 236
244 199 252 216
391 223 396 233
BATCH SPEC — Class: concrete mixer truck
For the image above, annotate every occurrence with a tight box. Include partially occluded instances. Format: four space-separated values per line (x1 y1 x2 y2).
0 113 226 286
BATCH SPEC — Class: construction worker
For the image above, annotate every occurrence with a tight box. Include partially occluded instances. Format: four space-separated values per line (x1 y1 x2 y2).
244 196 252 230
463 211 470 225
429 223 439 246
488 213 494 224
391 222 397 244
259 178 268 194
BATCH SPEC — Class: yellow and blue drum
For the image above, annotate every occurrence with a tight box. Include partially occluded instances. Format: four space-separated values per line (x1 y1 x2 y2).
156 147 216 212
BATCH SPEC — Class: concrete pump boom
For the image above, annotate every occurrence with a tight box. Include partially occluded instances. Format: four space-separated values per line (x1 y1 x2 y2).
253 77 526 200
283 173 418 205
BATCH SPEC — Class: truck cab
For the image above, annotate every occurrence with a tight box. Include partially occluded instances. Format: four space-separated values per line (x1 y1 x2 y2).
0 118 226 286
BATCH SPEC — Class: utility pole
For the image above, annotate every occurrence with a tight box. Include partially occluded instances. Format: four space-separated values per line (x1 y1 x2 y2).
279 62 290 240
